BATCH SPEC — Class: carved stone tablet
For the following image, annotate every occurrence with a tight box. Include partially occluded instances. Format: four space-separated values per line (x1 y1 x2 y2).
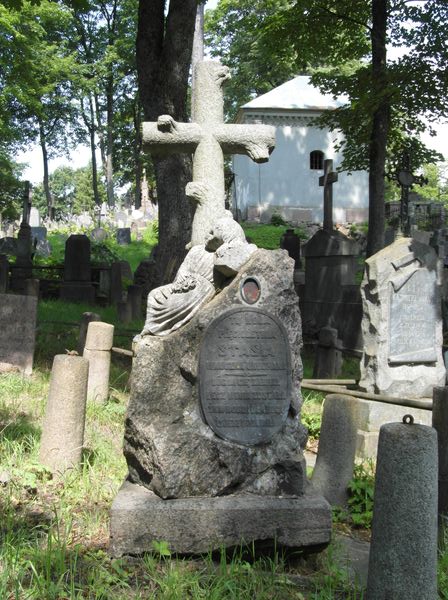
199 307 291 445
389 268 438 363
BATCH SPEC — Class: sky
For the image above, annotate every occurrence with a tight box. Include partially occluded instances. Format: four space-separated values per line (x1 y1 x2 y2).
16 0 447 184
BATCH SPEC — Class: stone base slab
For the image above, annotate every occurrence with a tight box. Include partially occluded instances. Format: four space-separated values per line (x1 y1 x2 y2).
109 481 332 556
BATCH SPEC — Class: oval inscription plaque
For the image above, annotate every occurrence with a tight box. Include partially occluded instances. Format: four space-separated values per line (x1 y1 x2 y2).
199 307 291 446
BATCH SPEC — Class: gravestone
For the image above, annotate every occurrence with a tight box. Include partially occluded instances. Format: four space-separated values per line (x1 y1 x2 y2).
91 227 108 243
0 293 37 374
60 234 95 303
0 254 9 293
31 226 47 243
110 61 331 556
116 227 131 245
110 250 331 555
29 207 40 227
280 229 301 268
359 236 445 398
319 159 338 231
302 229 361 350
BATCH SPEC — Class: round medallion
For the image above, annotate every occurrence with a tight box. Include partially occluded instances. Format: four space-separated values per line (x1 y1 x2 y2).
240 276 261 304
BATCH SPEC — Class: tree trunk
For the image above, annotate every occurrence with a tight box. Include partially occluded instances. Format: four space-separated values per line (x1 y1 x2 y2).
88 94 101 206
39 120 53 220
366 0 390 257
105 74 115 207
133 98 143 209
137 0 199 286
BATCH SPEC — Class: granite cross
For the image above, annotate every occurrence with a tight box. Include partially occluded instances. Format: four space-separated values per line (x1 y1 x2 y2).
22 181 32 225
319 159 338 232
142 61 276 246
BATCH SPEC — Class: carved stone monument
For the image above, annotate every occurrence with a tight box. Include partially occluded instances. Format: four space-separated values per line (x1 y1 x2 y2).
110 61 331 556
359 236 446 398
110 250 331 555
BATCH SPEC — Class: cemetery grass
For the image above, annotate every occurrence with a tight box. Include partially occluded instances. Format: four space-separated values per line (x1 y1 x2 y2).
242 223 308 249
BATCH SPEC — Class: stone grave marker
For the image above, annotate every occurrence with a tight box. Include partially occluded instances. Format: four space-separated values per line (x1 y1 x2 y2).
110 250 331 556
60 234 95 303
91 227 108 243
319 159 338 232
116 227 131 245
359 236 445 398
31 226 47 243
0 254 9 292
29 207 40 227
0 293 37 374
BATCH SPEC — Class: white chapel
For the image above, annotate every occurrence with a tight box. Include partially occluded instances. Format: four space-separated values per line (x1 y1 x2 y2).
232 76 369 224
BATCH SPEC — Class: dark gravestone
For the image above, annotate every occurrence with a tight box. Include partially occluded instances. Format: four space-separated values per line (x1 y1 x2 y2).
116 227 131 245
60 234 95 303
31 226 47 243
280 229 301 268
0 254 9 293
10 223 33 294
199 308 291 446
0 293 37 374
389 267 438 363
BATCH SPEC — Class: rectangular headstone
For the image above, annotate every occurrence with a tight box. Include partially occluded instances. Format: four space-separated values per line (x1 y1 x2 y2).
0 293 37 374
359 237 445 398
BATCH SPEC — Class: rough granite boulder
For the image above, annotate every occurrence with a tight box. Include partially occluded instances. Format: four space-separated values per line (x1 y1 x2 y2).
124 248 307 499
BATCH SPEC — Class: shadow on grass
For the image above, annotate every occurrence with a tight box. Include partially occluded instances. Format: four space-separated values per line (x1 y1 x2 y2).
0 406 41 444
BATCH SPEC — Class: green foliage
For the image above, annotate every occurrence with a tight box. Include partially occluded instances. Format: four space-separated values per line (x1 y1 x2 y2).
270 212 288 226
241 223 308 250
302 411 321 440
346 461 375 528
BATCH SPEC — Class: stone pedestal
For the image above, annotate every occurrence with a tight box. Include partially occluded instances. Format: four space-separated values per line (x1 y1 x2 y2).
110 481 331 556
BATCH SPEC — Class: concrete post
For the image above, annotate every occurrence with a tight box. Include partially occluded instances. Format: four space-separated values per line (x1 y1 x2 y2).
39 355 89 474
366 418 438 600
311 394 360 506
83 322 114 402
432 386 448 540
77 312 101 355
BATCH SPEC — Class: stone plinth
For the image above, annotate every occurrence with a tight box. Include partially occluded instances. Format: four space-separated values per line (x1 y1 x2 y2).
110 481 331 556
359 237 445 398
0 293 37 374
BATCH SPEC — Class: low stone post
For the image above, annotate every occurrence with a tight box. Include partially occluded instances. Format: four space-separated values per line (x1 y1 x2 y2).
127 284 143 320
311 394 359 506
83 322 114 402
433 386 448 541
39 355 89 474
366 417 438 600
77 312 101 355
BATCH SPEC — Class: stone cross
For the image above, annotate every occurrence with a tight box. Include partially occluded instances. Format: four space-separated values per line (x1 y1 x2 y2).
319 159 338 232
142 61 276 246
22 181 32 225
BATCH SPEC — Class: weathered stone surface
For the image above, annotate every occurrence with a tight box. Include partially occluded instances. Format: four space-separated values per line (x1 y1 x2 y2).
366 421 438 599
142 61 275 246
311 394 360 506
0 293 37 374
39 355 89 473
110 481 332 556
359 237 445 397
84 322 114 403
125 249 306 500
214 240 257 276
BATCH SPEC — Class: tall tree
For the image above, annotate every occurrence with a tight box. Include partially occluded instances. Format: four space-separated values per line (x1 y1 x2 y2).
206 0 448 256
137 0 199 286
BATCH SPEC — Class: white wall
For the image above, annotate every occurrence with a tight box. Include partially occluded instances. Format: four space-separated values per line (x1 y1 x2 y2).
232 115 369 223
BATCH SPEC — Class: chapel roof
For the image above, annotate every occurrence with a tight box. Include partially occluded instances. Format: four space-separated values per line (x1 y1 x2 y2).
241 75 348 111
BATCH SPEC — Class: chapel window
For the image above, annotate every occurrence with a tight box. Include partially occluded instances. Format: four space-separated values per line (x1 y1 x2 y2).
310 150 324 170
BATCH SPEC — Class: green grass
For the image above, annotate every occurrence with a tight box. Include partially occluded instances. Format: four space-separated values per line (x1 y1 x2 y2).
241 223 308 250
